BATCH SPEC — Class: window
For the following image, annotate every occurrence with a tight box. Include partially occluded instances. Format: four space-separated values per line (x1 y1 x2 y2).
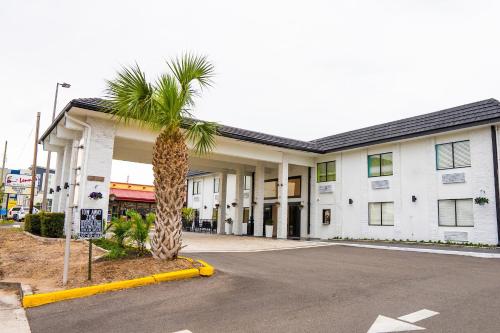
368 202 394 226
436 140 471 170
244 175 252 190
438 199 473 226
317 161 336 182
192 180 201 195
264 177 302 199
264 180 278 199
213 178 220 193
288 176 301 198
368 153 393 177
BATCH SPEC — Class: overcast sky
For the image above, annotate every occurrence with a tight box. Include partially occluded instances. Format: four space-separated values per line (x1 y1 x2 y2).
1 0 499 185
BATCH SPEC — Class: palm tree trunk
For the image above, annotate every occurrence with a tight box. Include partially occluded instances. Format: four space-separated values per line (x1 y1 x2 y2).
150 129 188 259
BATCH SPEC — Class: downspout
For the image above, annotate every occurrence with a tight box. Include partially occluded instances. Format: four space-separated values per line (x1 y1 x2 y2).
65 114 92 215
307 167 311 236
251 171 255 236
490 125 500 245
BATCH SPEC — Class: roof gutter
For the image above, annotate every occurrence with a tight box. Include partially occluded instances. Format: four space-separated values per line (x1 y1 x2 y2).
38 100 76 143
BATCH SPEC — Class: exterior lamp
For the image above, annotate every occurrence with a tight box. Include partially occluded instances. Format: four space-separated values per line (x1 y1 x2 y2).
64 182 69 189
412 195 417 202
348 198 354 205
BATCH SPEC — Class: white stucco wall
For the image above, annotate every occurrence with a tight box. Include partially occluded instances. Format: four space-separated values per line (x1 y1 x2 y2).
313 126 499 245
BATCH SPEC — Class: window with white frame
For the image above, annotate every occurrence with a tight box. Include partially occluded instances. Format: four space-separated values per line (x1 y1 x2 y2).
213 178 220 193
368 202 394 226
192 180 201 195
438 199 473 227
436 140 471 170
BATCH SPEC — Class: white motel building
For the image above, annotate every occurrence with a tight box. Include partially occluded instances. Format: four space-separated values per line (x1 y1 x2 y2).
40 98 500 245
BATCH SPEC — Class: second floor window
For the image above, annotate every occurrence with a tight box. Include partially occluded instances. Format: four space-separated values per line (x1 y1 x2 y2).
317 161 336 182
368 152 393 177
192 181 201 195
436 140 471 170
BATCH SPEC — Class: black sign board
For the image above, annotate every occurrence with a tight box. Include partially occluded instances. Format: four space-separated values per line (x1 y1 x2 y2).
80 209 103 239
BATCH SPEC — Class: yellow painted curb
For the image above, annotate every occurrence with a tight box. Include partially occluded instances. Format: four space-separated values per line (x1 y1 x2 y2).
197 259 215 277
22 257 215 308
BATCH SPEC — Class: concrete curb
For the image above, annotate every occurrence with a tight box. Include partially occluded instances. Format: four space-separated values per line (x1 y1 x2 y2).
22 258 215 308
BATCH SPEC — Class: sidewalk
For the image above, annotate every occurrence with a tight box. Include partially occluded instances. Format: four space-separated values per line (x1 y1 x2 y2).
0 287 31 333
328 239 500 258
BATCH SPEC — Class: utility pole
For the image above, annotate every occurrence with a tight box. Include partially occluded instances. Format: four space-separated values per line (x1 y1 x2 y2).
42 82 71 211
29 112 41 214
0 141 7 218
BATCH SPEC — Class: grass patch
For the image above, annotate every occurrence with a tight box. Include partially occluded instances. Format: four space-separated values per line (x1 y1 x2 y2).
0 220 14 226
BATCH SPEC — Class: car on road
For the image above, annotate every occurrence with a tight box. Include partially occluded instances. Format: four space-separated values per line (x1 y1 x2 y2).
8 206 39 221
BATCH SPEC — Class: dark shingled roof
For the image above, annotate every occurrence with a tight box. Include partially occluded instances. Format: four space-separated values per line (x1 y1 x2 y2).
43 97 500 154
312 98 500 152
69 98 322 153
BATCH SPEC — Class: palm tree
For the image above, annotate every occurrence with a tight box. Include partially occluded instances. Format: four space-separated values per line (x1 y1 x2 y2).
103 54 217 259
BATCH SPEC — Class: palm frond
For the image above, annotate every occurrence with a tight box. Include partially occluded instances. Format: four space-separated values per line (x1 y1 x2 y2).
167 54 214 105
104 64 158 127
185 121 218 155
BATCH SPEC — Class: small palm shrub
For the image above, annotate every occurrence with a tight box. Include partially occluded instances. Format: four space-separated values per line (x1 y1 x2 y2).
128 211 154 253
110 216 132 247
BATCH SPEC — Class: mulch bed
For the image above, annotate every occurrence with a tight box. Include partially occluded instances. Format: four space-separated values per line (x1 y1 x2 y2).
0 229 195 293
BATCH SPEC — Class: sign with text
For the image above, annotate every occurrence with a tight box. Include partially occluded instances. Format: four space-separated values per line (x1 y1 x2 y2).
5 174 39 187
442 172 465 184
80 209 103 239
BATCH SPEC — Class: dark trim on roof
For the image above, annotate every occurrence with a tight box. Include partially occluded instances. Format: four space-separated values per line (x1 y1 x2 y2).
40 97 500 155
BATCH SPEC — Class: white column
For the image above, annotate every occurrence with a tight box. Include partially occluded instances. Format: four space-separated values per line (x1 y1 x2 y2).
277 158 288 239
76 118 116 229
58 142 72 213
217 172 227 234
233 168 244 235
51 147 64 212
253 164 265 236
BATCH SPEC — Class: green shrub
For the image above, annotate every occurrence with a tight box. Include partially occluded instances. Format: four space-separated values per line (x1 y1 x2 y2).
24 214 42 235
40 213 65 238
128 211 154 253
110 216 132 247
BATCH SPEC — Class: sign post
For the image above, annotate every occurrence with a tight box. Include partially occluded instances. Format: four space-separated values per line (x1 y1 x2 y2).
80 208 103 281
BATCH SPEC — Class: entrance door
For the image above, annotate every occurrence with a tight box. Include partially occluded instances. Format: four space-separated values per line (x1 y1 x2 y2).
288 203 301 239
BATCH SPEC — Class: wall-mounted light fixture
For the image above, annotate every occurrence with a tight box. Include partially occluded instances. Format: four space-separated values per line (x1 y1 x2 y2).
64 182 69 189
412 195 417 202
348 198 354 205
204 205 207 209
49 188 54 194
56 186 61 192
226 205 231 209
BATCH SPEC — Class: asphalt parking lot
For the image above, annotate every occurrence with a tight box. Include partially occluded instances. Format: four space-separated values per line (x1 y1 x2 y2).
27 245 500 333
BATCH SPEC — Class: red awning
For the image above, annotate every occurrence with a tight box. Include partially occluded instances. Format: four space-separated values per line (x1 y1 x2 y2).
110 188 155 203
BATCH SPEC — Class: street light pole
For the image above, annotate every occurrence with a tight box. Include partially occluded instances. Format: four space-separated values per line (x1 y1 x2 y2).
42 82 70 211
29 112 41 214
